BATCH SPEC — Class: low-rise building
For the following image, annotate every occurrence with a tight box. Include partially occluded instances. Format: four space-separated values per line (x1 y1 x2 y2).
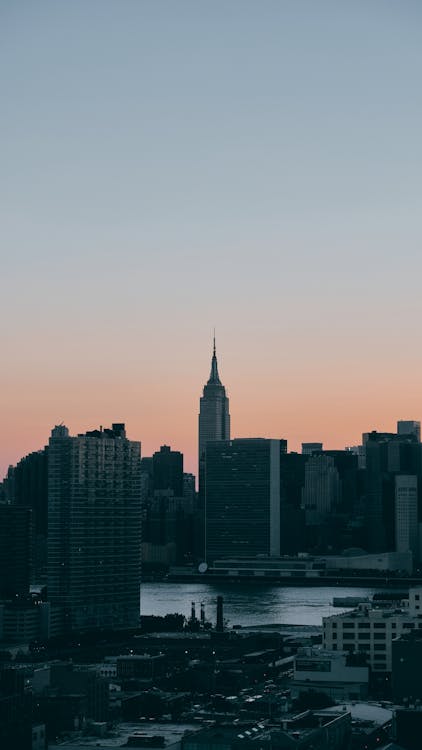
293 646 369 700
318 550 413 574
116 654 167 681
323 587 422 672
182 711 351 750
210 556 325 578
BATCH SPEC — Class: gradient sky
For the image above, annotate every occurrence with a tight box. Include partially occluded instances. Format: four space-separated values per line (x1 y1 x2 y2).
1 1 422 478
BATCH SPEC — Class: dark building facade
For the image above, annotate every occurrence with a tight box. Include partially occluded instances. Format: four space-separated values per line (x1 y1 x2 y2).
152 445 183 496
205 438 287 562
198 338 230 492
279 452 307 555
0 504 32 598
392 630 422 703
363 431 421 553
6 449 48 582
141 448 196 566
397 419 421 442
47 423 142 633
302 450 361 553
0 668 33 750
142 492 195 565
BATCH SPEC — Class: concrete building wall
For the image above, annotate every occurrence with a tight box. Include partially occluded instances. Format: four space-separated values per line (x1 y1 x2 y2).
323 591 422 672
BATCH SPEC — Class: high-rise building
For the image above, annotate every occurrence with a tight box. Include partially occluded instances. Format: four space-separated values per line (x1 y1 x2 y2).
279 452 307 555
152 445 183 496
198 337 230 490
395 475 418 557
397 420 421 442
301 442 323 455
7 449 48 582
302 454 340 516
205 438 287 562
364 431 420 552
47 423 142 633
345 445 366 469
0 505 32 598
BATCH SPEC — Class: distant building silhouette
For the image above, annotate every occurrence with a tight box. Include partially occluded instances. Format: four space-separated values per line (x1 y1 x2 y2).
363 430 420 553
279 452 307 555
0 505 32 598
183 473 196 502
302 454 340 516
198 336 230 491
345 444 366 469
141 449 196 566
397 419 421 442
6 449 48 582
197 337 230 559
395 474 418 556
301 442 323 455
205 438 287 562
152 445 183 496
47 423 141 633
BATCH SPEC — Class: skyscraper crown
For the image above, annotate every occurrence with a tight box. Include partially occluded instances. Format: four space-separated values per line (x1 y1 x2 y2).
207 335 222 385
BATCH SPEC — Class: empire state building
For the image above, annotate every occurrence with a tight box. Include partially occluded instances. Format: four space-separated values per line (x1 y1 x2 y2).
198 338 230 490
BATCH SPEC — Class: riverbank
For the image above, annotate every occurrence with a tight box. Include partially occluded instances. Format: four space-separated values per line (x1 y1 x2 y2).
147 573 418 588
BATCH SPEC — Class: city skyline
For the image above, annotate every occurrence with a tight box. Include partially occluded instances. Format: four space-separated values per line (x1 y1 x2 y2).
2 1 422 478
2 4 422 745
2 331 421 480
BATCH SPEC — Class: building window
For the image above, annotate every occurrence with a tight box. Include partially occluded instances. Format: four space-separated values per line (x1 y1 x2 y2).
373 623 386 628
343 622 355 628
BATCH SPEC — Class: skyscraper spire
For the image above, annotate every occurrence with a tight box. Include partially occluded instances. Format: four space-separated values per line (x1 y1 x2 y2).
199 333 230 453
198 334 231 556
208 331 221 385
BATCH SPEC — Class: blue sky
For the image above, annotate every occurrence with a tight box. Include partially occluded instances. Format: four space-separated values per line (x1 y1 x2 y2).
1 1 422 474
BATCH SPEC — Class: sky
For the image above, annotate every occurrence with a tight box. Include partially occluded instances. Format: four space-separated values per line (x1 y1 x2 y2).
1 0 422 478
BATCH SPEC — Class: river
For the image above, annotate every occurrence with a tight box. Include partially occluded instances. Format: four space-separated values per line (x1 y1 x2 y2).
140 582 384 628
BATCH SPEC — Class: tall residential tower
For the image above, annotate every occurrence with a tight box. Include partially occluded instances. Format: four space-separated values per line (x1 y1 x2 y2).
48 423 142 633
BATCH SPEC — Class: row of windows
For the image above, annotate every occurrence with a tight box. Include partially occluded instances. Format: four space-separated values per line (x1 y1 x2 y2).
333 633 386 642
330 620 418 630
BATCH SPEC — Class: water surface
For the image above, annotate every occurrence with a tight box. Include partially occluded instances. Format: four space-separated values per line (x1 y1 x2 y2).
141 582 380 627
